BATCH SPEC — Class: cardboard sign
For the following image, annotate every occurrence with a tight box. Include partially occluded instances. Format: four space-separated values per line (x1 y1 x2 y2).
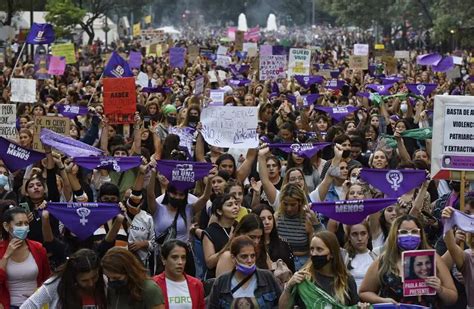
103 77 137 124
382 56 397 74
33 116 70 151
188 45 200 62
51 43 76 64
395 50 410 59
288 48 311 76
349 55 368 70
235 31 244 51
201 106 258 147
10 78 36 103
259 55 287 81
353 44 369 56
0 104 17 139
402 250 436 297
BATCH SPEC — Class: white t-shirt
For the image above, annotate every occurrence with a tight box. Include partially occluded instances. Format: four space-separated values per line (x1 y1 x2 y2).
231 275 257 298
166 278 193 309
349 252 375 291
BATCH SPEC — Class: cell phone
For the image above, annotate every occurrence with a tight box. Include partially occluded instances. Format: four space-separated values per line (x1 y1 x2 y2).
144 116 151 128
19 202 31 214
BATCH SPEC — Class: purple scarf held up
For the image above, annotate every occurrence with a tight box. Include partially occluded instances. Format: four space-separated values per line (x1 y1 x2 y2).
0 137 46 172
359 168 428 198
267 142 332 159
156 160 213 191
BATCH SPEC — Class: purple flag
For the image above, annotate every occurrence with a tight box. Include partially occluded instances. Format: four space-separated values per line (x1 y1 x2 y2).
56 105 89 119
141 86 172 94
406 83 437 97
356 91 370 98
432 56 454 72
325 79 346 90
229 64 250 76
366 83 395 95
314 105 359 122
46 202 120 240
442 208 474 236
0 137 46 172
416 53 442 66
170 47 186 69
26 23 55 44
128 51 142 69
359 168 427 198
156 160 213 191
311 198 398 225
287 94 320 107
228 79 251 87
74 156 141 172
40 129 103 158
103 52 133 78
294 75 324 88
267 142 332 159
330 69 342 79
269 82 280 98
235 51 247 60
381 76 403 84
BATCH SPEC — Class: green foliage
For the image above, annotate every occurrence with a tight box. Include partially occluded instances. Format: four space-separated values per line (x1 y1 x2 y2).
45 0 85 38
431 0 474 48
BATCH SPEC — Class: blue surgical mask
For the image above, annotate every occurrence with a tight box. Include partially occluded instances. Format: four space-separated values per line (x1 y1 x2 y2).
236 262 256 276
0 174 9 190
12 226 29 240
397 234 420 251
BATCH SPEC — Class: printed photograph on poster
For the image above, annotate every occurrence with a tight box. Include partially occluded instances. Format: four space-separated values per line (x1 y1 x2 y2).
402 250 436 297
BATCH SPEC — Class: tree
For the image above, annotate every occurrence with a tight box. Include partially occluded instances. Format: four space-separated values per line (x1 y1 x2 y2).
45 0 85 39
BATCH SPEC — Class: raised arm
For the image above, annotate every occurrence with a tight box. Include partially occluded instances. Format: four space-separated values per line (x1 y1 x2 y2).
131 113 143 155
310 144 342 202
442 207 466 270
236 148 257 183
192 167 215 215
257 145 277 205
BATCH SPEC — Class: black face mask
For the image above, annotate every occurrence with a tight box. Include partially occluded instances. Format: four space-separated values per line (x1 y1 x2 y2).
449 181 461 193
188 115 199 124
311 254 330 270
342 150 351 159
168 197 187 208
167 116 177 126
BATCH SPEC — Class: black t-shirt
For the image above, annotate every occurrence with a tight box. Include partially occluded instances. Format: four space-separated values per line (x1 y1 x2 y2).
203 222 232 279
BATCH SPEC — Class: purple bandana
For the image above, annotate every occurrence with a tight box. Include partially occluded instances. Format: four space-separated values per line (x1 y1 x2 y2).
432 56 454 72
442 208 474 236
73 156 141 172
366 83 395 95
416 53 442 66
156 160 213 191
359 168 427 198
287 94 320 107
103 52 133 78
311 198 398 225
40 129 103 158
0 137 46 172
26 23 55 44
314 105 359 122
170 47 186 69
141 86 172 94
128 51 142 69
267 142 332 158
356 92 370 98
235 51 247 60
325 79 346 90
294 75 324 88
381 76 403 84
228 79 251 87
56 105 89 119
330 69 342 79
405 83 437 97
229 64 250 76
46 202 120 240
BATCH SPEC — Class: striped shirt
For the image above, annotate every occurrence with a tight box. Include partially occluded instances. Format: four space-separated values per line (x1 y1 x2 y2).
276 215 309 252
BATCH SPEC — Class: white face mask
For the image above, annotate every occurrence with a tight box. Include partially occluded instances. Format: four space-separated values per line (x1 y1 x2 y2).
400 103 408 113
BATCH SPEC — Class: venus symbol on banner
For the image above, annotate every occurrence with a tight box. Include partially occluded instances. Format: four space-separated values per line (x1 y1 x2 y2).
386 170 403 191
417 84 426 96
77 208 91 226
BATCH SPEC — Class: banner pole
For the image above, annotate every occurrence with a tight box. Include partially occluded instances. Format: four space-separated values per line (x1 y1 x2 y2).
460 170 466 212
87 72 104 106
7 42 27 88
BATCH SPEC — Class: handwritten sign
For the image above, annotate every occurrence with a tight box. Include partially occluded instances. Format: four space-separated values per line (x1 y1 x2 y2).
11 78 36 103
51 43 76 64
201 106 258 147
209 90 225 106
103 77 137 124
288 48 311 76
33 116 70 151
353 44 369 56
349 55 368 70
0 104 17 139
194 76 204 95
259 55 287 81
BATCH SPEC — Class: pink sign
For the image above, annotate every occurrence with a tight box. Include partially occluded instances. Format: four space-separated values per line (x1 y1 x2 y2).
48 56 66 75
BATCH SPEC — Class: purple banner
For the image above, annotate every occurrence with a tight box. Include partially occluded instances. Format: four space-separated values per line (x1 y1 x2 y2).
442 155 474 171
416 53 442 66
40 129 103 158
26 23 55 44
432 56 454 73
442 208 474 235
56 105 89 119
267 142 332 159
170 47 186 69
311 198 398 225
229 64 250 76
325 79 345 90
0 137 46 172
103 52 133 78
46 202 120 240
314 105 359 122
73 156 141 172
128 51 142 69
287 94 320 107
156 160 213 191
406 83 437 97
366 83 395 95
359 168 427 198
228 79 251 87
373 304 429 309
294 75 324 88
141 86 172 94
381 76 403 84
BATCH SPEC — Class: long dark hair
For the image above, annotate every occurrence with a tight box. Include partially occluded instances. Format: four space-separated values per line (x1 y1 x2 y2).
1 207 27 240
55 249 106 309
286 152 314 175
252 204 280 245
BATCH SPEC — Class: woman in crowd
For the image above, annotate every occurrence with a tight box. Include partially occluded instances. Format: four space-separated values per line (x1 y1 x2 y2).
21 249 106 309
101 247 165 309
359 215 457 307
208 236 282 308
153 240 205 309
0 207 50 308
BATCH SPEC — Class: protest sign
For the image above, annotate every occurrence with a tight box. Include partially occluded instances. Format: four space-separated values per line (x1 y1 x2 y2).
382 56 398 74
216 55 231 68
168 127 196 157
128 51 142 69
0 104 17 139
374 44 385 50
136 71 149 88
259 55 287 81
260 45 273 56
48 56 66 75
452 56 463 65
235 31 244 51
51 43 76 64
201 106 258 148
349 55 368 70
217 45 228 55
353 44 369 56
288 48 311 76
103 77 137 124
188 45 200 62
169 47 186 69
395 50 410 59
33 116 70 151
243 42 258 56
34 48 50 80
431 96 474 180
209 90 225 106
402 250 436 297
194 76 204 95
11 78 36 103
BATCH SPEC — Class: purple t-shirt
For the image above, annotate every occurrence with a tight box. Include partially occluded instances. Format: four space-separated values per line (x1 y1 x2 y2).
461 249 474 307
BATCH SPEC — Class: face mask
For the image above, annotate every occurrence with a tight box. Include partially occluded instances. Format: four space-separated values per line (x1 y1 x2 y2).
0 174 9 190
311 254 330 270
350 176 358 183
12 226 29 240
188 115 199 124
108 279 127 289
236 262 256 276
168 196 187 208
400 103 408 113
167 115 177 126
397 234 421 251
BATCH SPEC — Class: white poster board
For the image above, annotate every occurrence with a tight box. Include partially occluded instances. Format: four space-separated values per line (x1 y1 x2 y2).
259 55 287 81
10 78 36 103
353 44 369 56
432 96 474 178
0 104 17 139
209 90 225 106
288 48 311 76
201 106 258 148
136 72 149 88
194 76 204 95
